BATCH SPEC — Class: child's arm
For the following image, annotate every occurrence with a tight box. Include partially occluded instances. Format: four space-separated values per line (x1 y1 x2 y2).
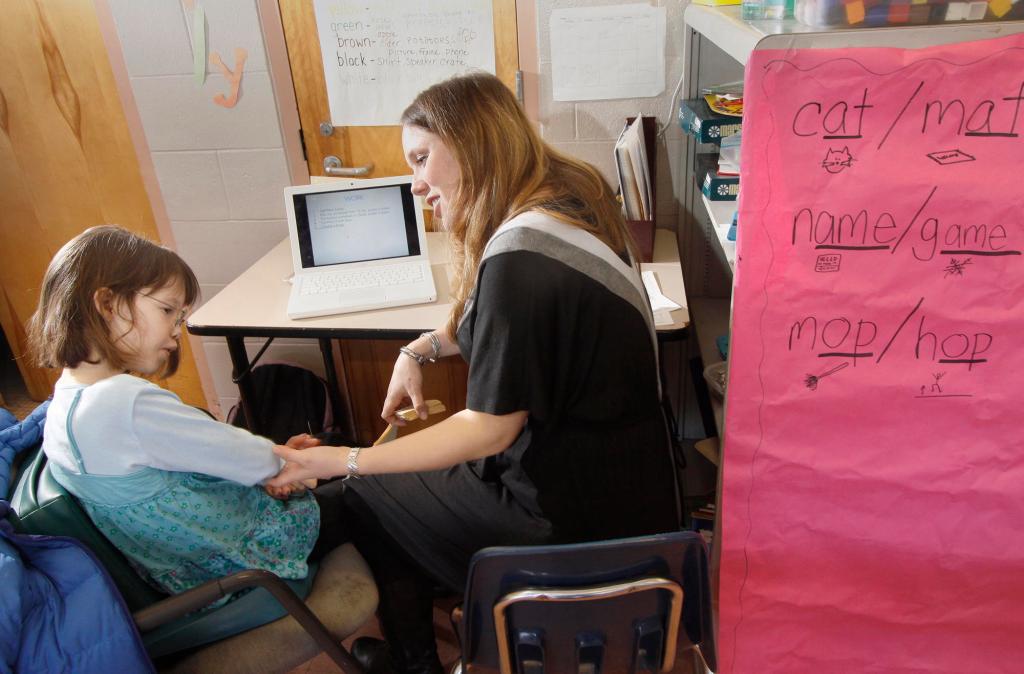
132 385 283 485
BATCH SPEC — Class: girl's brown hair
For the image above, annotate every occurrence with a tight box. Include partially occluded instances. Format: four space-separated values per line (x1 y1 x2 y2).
28 225 200 378
401 72 633 338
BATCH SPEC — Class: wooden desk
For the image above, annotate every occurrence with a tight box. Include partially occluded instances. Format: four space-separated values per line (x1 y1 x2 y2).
188 229 689 437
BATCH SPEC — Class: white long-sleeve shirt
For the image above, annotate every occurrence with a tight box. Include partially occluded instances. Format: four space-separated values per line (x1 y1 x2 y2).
43 373 282 485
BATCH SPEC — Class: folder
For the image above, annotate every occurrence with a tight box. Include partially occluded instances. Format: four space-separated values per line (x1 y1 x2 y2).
615 116 658 262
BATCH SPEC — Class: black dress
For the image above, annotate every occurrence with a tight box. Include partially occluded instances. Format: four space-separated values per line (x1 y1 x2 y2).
347 212 677 591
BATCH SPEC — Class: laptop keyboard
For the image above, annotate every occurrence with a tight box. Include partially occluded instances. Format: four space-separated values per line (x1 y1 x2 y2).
299 263 425 296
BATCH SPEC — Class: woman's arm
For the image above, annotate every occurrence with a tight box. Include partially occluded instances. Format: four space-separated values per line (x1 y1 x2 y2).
381 327 459 425
267 408 526 485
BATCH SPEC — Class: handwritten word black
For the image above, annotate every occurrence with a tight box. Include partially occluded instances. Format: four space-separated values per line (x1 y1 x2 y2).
336 51 367 67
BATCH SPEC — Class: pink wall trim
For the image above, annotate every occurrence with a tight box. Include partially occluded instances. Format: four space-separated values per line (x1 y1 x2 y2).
257 0 310 186
516 0 540 124
93 0 222 414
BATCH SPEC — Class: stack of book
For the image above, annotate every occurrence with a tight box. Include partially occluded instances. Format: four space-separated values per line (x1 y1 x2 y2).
678 94 743 145
696 154 739 201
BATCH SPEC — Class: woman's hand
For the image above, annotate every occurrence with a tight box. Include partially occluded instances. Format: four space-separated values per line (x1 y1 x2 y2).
264 433 322 495
382 330 456 425
267 443 348 486
381 352 426 425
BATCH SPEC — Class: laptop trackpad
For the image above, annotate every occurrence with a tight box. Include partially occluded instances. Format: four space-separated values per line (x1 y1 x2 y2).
335 288 387 306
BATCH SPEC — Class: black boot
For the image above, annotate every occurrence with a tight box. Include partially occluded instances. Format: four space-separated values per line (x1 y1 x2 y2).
373 575 445 674
351 637 396 674
342 488 446 674
351 634 443 674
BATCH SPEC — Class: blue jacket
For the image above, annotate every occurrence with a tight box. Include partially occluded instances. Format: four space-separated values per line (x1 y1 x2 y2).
1 402 153 673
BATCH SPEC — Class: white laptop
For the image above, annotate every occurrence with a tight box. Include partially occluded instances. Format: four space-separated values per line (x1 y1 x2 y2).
285 176 437 319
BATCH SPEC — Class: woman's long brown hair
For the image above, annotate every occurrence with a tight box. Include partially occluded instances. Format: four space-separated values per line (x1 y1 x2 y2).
401 72 633 338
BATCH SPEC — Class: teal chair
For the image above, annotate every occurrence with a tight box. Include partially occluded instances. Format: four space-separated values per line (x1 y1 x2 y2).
8 447 376 673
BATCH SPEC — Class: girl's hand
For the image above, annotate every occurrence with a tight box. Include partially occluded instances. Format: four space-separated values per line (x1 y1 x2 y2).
284 433 321 450
268 444 348 485
264 482 305 500
381 354 426 425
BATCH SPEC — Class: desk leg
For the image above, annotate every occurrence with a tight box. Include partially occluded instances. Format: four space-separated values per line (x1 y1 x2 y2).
319 338 357 443
226 335 262 436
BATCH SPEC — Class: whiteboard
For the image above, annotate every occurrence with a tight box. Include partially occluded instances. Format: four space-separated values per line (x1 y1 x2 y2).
314 0 496 126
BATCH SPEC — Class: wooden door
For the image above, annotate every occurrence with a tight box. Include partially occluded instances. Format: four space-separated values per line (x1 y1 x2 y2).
278 1 519 443
0 0 206 407
279 0 520 180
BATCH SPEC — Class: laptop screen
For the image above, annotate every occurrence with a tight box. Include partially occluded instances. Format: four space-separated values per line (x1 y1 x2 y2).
292 182 421 269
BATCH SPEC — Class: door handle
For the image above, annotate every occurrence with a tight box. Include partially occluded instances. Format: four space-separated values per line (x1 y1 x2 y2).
323 155 373 177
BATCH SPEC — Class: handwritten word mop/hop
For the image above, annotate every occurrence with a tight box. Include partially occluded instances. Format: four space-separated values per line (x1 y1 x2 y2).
786 298 992 371
789 81 1024 142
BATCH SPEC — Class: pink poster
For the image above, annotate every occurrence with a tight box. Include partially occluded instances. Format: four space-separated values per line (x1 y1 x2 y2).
721 34 1024 672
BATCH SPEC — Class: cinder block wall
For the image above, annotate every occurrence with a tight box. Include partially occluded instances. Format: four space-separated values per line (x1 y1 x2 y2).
534 0 687 229
107 0 327 417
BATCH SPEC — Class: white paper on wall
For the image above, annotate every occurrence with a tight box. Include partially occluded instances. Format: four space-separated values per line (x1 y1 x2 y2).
314 0 496 126
550 3 666 102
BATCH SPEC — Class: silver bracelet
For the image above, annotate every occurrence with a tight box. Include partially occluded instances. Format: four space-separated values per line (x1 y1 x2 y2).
420 331 442 361
342 446 363 481
399 344 434 366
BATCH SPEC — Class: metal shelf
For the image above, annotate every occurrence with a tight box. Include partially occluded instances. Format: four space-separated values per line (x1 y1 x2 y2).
699 194 736 273
690 297 731 438
682 5 791 65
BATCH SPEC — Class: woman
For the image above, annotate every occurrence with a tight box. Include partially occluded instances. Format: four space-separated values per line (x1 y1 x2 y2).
271 72 677 674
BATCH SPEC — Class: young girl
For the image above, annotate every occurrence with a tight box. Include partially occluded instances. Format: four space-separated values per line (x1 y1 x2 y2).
28 225 325 596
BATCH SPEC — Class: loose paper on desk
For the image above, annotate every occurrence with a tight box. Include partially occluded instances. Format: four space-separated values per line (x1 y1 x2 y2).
719 34 1024 673
550 4 665 101
641 271 679 326
313 0 495 126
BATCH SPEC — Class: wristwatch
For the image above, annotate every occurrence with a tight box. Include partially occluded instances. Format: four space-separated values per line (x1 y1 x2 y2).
343 446 363 480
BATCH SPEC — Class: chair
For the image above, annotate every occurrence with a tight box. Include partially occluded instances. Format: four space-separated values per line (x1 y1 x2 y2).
7 446 377 673
451 531 717 674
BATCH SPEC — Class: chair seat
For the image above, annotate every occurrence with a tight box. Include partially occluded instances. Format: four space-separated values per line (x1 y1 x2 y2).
158 542 378 673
